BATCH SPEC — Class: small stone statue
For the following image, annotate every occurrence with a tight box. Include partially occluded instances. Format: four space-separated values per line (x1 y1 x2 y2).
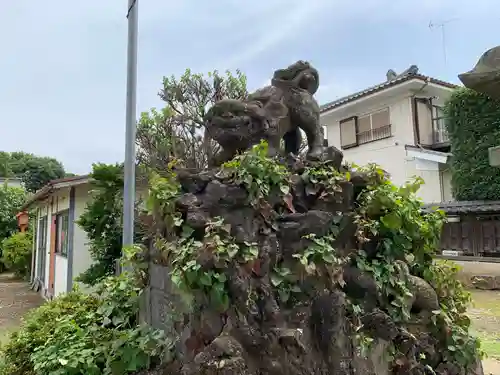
204 60 324 165
459 45 500 99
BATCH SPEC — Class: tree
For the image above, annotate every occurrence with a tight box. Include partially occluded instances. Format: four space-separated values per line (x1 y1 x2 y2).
77 163 145 285
0 152 66 193
136 69 248 171
445 88 500 200
0 184 27 240
77 163 124 284
0 183 27 272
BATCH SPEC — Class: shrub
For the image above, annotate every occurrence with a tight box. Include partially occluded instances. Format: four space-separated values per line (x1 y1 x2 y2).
77 164 146 285
77 164 124 284
445 88 500 200
1 232 32 277
1 273 168 375
0 183 26 272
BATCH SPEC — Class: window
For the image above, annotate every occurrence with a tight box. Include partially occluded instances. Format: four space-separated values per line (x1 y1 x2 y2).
340 117 357 149
56 211 69 256
432 106 449 143
339 108 392 149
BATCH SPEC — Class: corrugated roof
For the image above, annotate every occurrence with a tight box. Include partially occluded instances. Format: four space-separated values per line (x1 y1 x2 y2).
422 200 500 214
320 73 458 113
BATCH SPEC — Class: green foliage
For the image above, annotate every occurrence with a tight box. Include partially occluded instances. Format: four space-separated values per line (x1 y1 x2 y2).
0 151 66 193
350 164 479 368
445 87 500 200
1 272 167 375
354 165 443 276
0 184 26 240
424 261 482 367
147 169 181 236
138 68 248 170
352 167 436 324
1 232 32 277
301 162 347 196
270 266 302 304
222 141 290 201
0 184 27 272
158 217 258 312
77 164 124 285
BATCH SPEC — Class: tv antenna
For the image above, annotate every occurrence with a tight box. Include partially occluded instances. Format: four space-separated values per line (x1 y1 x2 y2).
429 18 458 66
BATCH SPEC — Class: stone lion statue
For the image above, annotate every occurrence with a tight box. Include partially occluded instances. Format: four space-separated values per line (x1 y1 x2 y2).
204 60 324 164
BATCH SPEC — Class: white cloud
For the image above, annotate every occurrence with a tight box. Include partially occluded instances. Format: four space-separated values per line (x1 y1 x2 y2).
0 0 499 173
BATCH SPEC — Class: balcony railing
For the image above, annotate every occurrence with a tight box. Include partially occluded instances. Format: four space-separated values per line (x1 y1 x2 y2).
357 124 392 145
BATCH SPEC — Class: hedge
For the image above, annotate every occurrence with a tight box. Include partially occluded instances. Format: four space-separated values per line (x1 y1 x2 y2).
445 87 500 201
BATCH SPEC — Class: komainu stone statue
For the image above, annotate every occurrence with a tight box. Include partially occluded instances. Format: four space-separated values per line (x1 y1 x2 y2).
459 45 500 99
204 61 325 164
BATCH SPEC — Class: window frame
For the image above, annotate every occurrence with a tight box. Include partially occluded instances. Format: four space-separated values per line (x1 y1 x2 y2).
431 105 448 143
339 116 358 150
340 107 392 149
55 210 70 257
357 107 390 132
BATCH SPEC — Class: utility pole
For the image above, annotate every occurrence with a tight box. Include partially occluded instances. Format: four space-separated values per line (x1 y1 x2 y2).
429 18 458 66
122 0 139 250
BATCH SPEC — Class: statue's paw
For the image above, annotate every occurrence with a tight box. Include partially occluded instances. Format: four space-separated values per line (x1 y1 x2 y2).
305 147 323 161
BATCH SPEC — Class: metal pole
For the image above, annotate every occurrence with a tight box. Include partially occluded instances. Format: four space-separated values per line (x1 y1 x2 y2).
122 0 139 250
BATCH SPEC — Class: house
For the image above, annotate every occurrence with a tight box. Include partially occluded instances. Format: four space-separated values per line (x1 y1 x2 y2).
24 173 150 299
321 66 458 203
22 175 93 299
0 177 23 189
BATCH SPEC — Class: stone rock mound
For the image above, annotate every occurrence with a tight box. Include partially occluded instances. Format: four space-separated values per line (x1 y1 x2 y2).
141 146 482 375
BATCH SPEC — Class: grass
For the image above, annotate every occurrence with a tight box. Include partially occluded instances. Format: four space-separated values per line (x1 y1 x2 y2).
0 328 14 347
468 290 500 359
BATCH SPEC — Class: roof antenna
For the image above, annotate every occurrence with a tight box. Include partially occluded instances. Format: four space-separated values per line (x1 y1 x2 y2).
429 18 458 66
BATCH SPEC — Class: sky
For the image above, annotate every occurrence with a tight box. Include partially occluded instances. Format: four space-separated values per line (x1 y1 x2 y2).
0 0 499 174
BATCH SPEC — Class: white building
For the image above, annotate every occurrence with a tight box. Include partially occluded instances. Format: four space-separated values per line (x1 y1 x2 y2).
321 66 457 203
23 175 93 299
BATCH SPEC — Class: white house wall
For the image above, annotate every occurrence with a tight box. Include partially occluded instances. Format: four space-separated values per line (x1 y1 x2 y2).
324 95 415 188
323 87 456 203
52 188 70 296
72 184 93 285
54 256 68 296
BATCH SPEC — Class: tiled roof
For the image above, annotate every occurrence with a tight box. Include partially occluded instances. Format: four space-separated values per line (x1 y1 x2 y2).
320 73 458 114
422 200 500 214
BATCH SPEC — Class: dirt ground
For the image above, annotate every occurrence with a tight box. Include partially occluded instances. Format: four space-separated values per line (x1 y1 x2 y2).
469 290 500 375
0 273 43 344
0 273 499 373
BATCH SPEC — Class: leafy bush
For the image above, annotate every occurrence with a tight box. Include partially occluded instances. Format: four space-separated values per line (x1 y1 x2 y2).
351 164 480 368
1 272 168 375
445 88 500 200
0 183 26 271
1 232 32 277
77 164 124 284
77 164 147 285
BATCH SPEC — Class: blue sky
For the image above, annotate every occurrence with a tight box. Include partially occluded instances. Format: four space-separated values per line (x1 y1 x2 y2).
0 0 498 174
